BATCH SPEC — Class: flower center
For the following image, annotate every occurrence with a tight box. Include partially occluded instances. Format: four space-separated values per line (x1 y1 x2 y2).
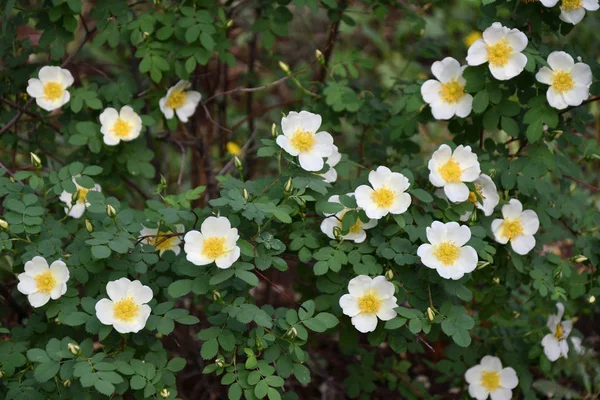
562 0 582 10
551 70 575 93
76 188 89 204
554 323 564 339
433 241 460 266
34 271 56 294
43 81 64 101
202 236 227 259
465 31 482 47
480 370 501 391
151 231 177 251
166 91 187 109
227 142 242 156
357 291 382 314
371 186 395 208
339 211 363 234
468 184 485 204
290 129 316 153
438 158 463 183
112 118 132 138
439 79 465 104
500 218 524 240
486 39 513 67
113 297 140 322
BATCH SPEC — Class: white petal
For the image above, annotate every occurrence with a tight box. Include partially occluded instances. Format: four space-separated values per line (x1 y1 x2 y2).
480 356 502 371
572 63 593 86
128 281 153 304
201 216 231 236
430 102 456 120
106 278 132 302
520 210 539 235
298 153 324 172
26 79 44 97
351 313 378 333
425 221 445 244
502 199 523 218
455 94 473 118
465 365 484 384
468 384 490 400
99 108 119 127
446 222 471 246
354 185 374 209
492 219 508 244
483 23 508 44
38 66 62 82
540 0 559 5
584 0 599 9
466 40 488 66
562 319 573 337
560 8 586 24
215 246 240 269
67 203 86 218
36 97 61 111
421 80 442 104
542 334 561 361
437 58 462 82
444 182 470 203
17 274 38 295
60 68 74 87
49 260 69 283
511 235 535 255
547 88 569 110
50 283 66 300
298 110 322 133
28 292 50 308
564 85 590 106
311 132 334 157
339 294 360 317
103 133 121 146
499 367 519 389
536 67 554 85
490 388 512 400
376 297 398 321
24 256 49 276
506 30 528 53
370 276 395 299
348 275 372 297
389 192 411 215
369 166 393 188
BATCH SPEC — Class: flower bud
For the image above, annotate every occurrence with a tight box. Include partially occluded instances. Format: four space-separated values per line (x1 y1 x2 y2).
476 261 490 269
256 336 264 351
285 326 297 339
106 204 117 218
315 49 325 65
571 255 588 263
54 317 61 324
143 31 150 39
159 388 171 398
63 379 71 387
212 290 221 301
0 219 8 230
426 307 435 321
30 152 42 168
332 226 342 241
226 19 233 28
155 333 163 339
85 219 93 233
234 156 243 171
385 269 394 281
271 123 278 138
493 277 500 284
0 371 4 379
589 295 596 304
160 175 167 187
278 61 290 74
67 343 80 355
243 188 249 200
283 177 293 195
487 169 497 178
215 356 226 368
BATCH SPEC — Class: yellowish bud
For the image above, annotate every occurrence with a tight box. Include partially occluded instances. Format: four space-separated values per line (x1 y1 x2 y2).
315 49 325 65
212 290 221 301
0 219 8 230
332 226 342 241
493 277 500 284
286 326 297 339
477 261 490 269
571 255 588 263
106 204 117 218
159 388 171 398
85 219 93 233
63 379 71 387
284 177 293 194
271 123 277 138
589 295 596 303
243 188 249 200
234 156 243 171
67 343 80 355
30 152 42 168
385 269 394 281
54 317 61 324
0 371 3 379
426 307 435 321
278 61 290 74
215 357 226 368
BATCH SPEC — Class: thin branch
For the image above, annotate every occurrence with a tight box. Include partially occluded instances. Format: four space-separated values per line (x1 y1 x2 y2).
253 268 308 313
563 174 600 192
0 160 25 186
559 96 600 115
0 97 62 134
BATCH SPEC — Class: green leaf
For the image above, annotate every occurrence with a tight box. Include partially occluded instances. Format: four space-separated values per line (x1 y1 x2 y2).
293 363 310 384
167 357 186 372
168 279 193 298
472 90 489 114
91 245 111 259
130 375 146 390
255 379 269 398
34 361 60 383
94 379 115 396
235 270 259 286
201 338 219 360
410 189 433 203
27 349 50 363
229 383 242 400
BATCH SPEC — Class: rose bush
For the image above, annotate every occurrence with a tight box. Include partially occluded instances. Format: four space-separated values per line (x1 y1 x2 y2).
1 0 600 399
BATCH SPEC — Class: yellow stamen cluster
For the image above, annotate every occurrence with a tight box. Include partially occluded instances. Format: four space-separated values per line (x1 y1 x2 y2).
486 39 513 67
113 297 140 321
166 91 187 109
151 232 177 251
371 186 395 208
202 236 227 259
43 82 63 101
480 371 501 391
468 184 485 204
551 70 575 93
562 0 582 10
35 271 57 294
434 241 460 266
554 323 564 339
290 129 316 152
357 291 382 314
500 218 524 240
440 79 466 104
112 118 132 138
76 188 90 204
438 158 463 183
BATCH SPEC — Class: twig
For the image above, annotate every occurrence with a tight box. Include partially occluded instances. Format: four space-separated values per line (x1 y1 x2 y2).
253 268 308 313
0 97 62 134
0 160 25 186
559 96 600 115
563 174 600 192
169 139 186 187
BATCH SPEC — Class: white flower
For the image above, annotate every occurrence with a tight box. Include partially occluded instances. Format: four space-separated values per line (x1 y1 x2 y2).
466 22 528 81
140 224 185 256
159 80 202 123
184 216 240 269
99 106 143 146
354 166 411 220
460 174 500 221
17 256 69 308
59 178 102 219
491 199 539 255
276 111 334 172
570 337 586 355
541 303 572 361
428 144 481 203
465 356 519 400
26 66 74 111
321 145 341 183
95 278 153 334
535 51 592 110
339 275 398 333
320 194 377 243
421 57 473 120
540 0 599 24
417 221 478 280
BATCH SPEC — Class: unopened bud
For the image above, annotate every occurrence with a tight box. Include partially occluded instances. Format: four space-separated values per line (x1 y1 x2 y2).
468 209 478 224
477 261 490 270
571 255 588 263
243 188 249 200
278 61 290 74
332 226 342 241
0 371 3 379
283 177 293 194
155 333 163 339
143 31 150 38
426 307 435 321
315 49 325 65
589 295 596 303
106 204 117 218
543 124 549 132
212 290 221 301
54 317 61 324
160 175 167 187
0 219 8 230
577 56 582 62
487 169 497 178
513 311 520 319
385 269 394 281
159 388 171 398
493 277 500 284
30 152 42 168
67 343 80 355
234 156 243 171
85 219 93 233
271 123 277 138
63 379 71 387
298 198 306 210
286 326 297 339
216 357 226 368
256 336 264 351
226 19 233 28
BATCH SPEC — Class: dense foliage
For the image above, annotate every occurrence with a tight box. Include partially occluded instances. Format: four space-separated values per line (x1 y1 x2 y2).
1 0 600 399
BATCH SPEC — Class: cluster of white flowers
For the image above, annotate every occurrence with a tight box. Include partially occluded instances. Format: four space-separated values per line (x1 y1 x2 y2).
421 22 592 116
